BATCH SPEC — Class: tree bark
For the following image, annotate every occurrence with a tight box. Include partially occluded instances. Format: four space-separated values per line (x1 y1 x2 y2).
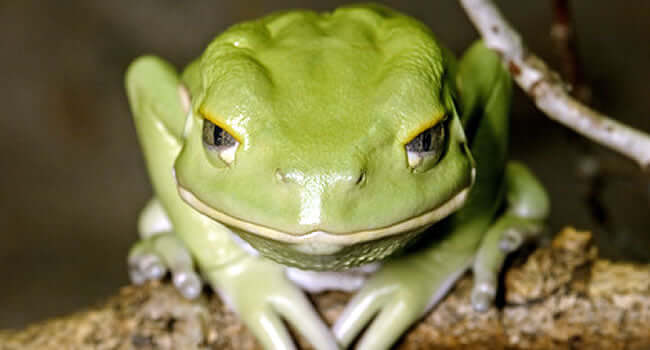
1 227 648 350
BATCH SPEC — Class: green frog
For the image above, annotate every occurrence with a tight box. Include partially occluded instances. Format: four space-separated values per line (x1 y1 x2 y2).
125 4 549 349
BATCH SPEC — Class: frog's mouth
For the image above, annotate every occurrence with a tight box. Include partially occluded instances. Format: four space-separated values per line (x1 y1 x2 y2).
178 182 471 270
178 184 470 247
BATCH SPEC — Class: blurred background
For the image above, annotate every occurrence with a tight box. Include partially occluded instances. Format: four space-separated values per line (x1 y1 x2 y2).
1 0 648 329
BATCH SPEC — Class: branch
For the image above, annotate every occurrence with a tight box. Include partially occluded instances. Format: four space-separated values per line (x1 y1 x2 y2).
1 228 648 349
459 0 650 171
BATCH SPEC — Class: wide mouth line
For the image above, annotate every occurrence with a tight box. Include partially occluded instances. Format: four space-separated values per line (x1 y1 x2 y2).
178 185 471 245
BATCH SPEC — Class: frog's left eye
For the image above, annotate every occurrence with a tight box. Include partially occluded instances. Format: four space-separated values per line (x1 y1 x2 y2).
405 120 446 168
202 119 239 164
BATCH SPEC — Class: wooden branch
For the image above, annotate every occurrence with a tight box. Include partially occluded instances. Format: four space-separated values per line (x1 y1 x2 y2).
1 228 648 349
458 0 650 171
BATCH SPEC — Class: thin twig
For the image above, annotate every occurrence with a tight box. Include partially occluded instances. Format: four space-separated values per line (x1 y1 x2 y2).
458 0 650 171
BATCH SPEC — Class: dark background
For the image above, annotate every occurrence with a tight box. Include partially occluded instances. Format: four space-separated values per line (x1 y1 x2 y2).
1 1 648 329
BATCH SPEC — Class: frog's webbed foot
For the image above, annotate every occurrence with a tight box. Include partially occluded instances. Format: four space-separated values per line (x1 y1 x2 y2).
332 250 472 350
205 256 339 350
128 232 203 299
471 161 549 311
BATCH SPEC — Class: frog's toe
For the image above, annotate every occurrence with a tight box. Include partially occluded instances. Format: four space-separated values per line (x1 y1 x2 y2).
499 228 525 252
471 279 497 312
128 241 167 284
332 285 385 348
172 268 202 299
242 310 296 350
270 287 339 350
152 233 203 299
355 300 416 350
333 285 426 350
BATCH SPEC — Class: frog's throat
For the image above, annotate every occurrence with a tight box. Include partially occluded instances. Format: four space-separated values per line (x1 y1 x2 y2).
177 185 471 246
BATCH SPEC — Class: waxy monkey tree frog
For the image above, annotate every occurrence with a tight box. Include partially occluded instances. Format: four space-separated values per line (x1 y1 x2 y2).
125 4 549 349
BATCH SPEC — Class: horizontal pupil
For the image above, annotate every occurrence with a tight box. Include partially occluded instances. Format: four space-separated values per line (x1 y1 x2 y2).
203 120 236 148
213 124 235 147
407 124 440 153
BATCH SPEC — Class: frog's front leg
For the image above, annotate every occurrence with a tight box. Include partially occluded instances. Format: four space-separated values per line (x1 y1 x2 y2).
332 162 549 349
174 220 338 350
471 161 549 311
128 200 337 350
128 200 338 350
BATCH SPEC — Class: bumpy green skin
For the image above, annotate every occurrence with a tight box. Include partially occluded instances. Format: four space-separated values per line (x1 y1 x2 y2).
174 6 474 269
125 4 549 350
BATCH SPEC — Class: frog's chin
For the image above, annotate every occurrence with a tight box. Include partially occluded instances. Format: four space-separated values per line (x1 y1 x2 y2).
177 185 471 270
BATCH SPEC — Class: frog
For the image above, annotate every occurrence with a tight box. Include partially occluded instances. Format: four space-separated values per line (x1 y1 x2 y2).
125 4 549 349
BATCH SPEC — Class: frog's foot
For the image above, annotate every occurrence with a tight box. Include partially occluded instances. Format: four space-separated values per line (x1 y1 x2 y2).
470 215 543 311
205 256 338 350
471 161 550 312
128 232 202 299
332 253 471 350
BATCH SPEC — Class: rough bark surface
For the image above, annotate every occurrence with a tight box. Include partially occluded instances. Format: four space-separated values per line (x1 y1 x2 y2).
1 228 648 350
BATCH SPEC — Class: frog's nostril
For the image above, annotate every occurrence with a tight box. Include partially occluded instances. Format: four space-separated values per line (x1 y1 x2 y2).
355 169 367 186
275 168 288 183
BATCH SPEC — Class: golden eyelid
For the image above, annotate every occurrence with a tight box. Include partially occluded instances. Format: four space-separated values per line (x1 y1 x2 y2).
402 113 446 145
199 108 243 143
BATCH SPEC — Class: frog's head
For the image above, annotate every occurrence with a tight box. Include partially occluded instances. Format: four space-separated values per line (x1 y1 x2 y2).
174 5 475 270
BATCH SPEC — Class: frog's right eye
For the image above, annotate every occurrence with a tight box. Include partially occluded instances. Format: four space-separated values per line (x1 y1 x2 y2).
404 118 446 170
202 119 239 164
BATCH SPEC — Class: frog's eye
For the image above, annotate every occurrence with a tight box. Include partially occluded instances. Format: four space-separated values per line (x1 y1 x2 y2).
202 119 239 164
405 120 446 169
